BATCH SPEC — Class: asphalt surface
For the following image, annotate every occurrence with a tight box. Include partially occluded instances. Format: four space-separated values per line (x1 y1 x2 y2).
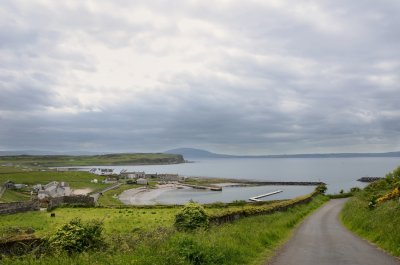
268 198 400 265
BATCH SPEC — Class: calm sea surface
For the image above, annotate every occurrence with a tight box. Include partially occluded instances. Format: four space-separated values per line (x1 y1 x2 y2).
81 157 400 204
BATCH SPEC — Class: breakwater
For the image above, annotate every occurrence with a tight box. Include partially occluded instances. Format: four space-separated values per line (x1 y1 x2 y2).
357 177 383 183
180 183 222 191
243 181 325 186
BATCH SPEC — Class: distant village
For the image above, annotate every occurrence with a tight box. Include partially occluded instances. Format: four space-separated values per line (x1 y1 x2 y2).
1 168 185 201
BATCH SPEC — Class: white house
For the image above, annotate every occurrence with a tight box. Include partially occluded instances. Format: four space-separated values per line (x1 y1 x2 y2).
121 171 146 179
102 177 118 184
136 178 148 185
37 181 72 200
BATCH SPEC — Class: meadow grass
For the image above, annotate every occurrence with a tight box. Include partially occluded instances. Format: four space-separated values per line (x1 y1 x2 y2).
342 190 400 257
341 166 400 257
0 189 31 203
0 207 181 237
1 195 328 265
0 170 109 191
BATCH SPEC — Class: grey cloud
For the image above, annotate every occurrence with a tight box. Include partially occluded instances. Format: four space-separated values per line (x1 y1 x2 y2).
0 0 399 154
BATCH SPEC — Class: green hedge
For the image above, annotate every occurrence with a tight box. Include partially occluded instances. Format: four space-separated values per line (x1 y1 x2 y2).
209 192 318 224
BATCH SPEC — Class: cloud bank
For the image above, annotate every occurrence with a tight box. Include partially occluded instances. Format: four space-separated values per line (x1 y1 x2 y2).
1 0 399 154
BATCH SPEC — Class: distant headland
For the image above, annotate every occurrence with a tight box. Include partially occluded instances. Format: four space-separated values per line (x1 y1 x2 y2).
165 147 400 159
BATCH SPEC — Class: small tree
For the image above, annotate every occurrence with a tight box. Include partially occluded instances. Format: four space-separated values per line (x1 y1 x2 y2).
48 218 104 253
175 202 209 231
315 184 327 194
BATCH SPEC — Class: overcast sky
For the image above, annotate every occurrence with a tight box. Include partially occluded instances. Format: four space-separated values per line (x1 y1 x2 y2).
1 0 400 155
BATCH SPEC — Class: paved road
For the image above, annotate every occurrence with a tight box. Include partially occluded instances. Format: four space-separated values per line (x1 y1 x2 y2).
90 183 122 202
268 199 400 265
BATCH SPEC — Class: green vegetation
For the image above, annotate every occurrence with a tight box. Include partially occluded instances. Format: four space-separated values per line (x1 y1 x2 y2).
342 166 400 257
48 218 104 254
0 189 31 203
1 195 328 265
0 207 181 237
0 170 109 194
315 184 327 194
175 202 209 231
0 200 292 238
0 153 184 168
0 161 330 264
97 184 141 206
327 187 361 199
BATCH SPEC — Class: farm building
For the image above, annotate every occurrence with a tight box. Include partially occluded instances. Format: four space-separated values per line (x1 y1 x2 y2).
120 171 146 179
3 180 15 189
136 178 148 185
102 177 118 184
37 181 72 199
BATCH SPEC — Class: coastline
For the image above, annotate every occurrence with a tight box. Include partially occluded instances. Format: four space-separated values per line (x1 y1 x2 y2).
118 184 183 205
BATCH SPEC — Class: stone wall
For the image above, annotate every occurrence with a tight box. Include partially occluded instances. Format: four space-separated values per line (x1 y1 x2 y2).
0 185 6 198
0 200 39 215
209 192 318 225
0 238 43 256
47 195 95 211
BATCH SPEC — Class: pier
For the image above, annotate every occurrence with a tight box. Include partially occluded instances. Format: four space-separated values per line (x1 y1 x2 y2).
244 181 325 186
249 190 283 202
180 184 222 191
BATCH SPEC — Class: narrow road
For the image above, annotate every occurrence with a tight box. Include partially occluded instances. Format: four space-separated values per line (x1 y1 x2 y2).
90 183 122 202
268 198 400 265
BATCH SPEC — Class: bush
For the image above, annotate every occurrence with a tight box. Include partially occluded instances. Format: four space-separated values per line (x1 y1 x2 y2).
48 218 104 254
350 187 361 193
175 202 209 231
385 166 400 187
315 184 327 194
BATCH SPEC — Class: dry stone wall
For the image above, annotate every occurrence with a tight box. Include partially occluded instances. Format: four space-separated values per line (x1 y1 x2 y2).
0 201 39 215
47 195 95 211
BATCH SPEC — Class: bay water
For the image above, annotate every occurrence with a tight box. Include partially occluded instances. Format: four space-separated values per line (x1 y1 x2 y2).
83 157 400 204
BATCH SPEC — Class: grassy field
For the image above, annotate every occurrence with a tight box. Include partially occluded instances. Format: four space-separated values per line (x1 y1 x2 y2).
0 153 184 167
0 169 109 192
341 167 400 257
0 189 31 203
0 198 294 237
1 195 328 265
0 206 181 238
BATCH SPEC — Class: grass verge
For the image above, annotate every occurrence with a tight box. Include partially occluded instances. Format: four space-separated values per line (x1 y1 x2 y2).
341 167 400 257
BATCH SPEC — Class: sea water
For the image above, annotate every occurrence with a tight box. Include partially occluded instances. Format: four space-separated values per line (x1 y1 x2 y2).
77 157 400 204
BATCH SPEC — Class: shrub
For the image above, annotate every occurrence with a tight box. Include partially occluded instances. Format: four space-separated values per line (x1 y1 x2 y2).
350 187 361 193
368 196 377 210
48 218 104 254
175 202 209 231
315 184 327 194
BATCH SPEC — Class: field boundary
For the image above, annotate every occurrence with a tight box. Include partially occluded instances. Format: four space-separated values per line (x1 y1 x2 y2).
209 191 319 225
47 195 95 211
0 200 39 215
0 185 5 198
